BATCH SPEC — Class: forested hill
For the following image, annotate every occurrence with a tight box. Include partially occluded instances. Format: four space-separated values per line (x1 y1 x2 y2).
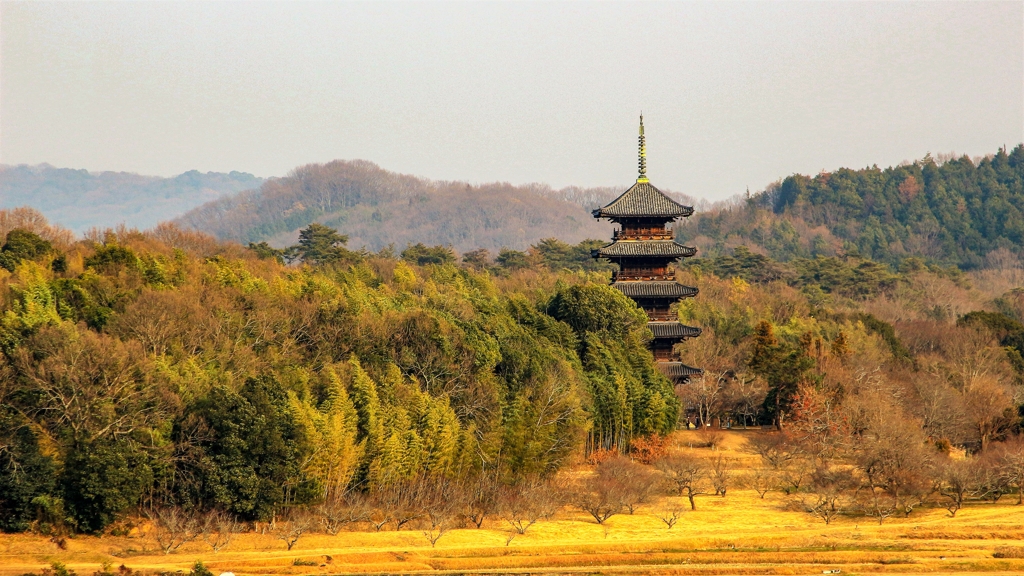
0 164 263 233
174 160 694 252
681 145 1024 270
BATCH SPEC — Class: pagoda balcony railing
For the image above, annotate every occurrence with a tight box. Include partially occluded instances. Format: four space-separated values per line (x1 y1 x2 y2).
613 271 675 282
613 229 675 241
645 311 675 321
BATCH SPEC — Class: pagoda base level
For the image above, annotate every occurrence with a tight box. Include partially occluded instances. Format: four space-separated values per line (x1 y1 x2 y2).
656 361 703 381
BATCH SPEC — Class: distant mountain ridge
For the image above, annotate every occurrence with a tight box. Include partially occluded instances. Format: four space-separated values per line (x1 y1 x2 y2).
0 164 263 233
175 159 698 252
11 145 1021 272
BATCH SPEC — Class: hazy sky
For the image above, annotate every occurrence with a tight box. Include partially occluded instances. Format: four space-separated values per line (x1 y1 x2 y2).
2 1 1021 201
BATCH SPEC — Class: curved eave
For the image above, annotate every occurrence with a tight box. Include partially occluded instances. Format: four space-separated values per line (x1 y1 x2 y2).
592 240 697 259
656 362 704 379
593 206 694 220
648 322 702 339
611 281 699 299
592 181 694 220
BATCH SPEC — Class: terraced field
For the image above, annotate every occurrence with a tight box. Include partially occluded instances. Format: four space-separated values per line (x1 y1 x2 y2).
3 432 1022 575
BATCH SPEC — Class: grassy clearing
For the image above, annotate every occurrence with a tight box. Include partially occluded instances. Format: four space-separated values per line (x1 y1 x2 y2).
3 431 1023 576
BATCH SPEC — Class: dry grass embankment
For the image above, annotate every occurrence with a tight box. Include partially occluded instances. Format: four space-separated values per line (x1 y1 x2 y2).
3 430 1023 576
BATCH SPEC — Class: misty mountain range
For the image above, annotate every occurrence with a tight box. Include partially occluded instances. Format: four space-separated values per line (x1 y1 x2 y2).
0 164 263 233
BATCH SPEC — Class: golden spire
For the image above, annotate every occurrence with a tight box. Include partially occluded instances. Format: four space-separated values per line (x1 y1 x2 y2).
637 113 649 183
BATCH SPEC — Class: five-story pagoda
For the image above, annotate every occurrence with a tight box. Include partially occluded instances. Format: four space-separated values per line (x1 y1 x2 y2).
592 116 702 381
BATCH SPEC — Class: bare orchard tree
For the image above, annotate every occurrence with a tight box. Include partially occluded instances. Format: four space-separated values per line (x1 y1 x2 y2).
779 455 815 495
273 508 316 551
316 491 371 535
462 471 501 529
802 466 857 525
146 506 201 555
855 412 935 523
200 509 239 553
744 432 802 470
747 468 776 499
745 431 813 495
655 504 685 529
994 435 1024 505
572 472 623 525
710 454 730 497
498 476 562 535
939 458 983 517
654 454 710 511
598 455 662 514
370 479 425 531
420 477 465 547
977 450 1010 503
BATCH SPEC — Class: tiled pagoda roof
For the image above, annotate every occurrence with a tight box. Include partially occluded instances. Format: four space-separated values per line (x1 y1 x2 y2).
611 281 698 299
656 362 704 378
593 240 697 259
648 322 702 339
592 181 694 220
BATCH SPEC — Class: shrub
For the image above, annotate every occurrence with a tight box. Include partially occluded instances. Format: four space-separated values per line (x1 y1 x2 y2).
629 435 667 464
994 546 1024 558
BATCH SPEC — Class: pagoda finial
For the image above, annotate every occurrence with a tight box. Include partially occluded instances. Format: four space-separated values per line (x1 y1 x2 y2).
637 113 649 183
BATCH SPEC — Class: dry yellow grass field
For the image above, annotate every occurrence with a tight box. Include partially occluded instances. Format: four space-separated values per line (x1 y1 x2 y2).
3 431 1023 576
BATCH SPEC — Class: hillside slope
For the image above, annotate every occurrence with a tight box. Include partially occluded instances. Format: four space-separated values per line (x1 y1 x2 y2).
0 164 263 233
682 145 1024 269
174 160 696 252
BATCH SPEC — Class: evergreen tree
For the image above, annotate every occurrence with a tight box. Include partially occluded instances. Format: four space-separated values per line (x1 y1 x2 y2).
749 321 814 429
285 223 355 266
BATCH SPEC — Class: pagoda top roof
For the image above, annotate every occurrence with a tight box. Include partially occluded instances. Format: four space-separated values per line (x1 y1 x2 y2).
612 281 698 299
648 322 702 339
593 181 694 220
593 240 697 259
656 362 703 379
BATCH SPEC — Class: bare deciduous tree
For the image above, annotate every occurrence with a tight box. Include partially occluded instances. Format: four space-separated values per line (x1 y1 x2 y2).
855 410 935 522
572 473 622 525
371 479 424 531
598 455 661 514
679 373 726 428
498 477 561 535
710 454 730 497
744 432 802 470
654 454 709 511
462 471 500 528
18 327 166 445
273 508 316 551
994 435 1024 505
802 467 856 525
939 459 982 517
420 477 463 547
748 468 775 499
721 373 768 428
200 509 239 553
316 491 370 535
147 507 200 555
655 504 684 529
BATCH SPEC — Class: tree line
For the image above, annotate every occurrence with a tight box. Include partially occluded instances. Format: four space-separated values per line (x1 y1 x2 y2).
681 144 1024 270
2 210 1023 544
0 216 674 534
